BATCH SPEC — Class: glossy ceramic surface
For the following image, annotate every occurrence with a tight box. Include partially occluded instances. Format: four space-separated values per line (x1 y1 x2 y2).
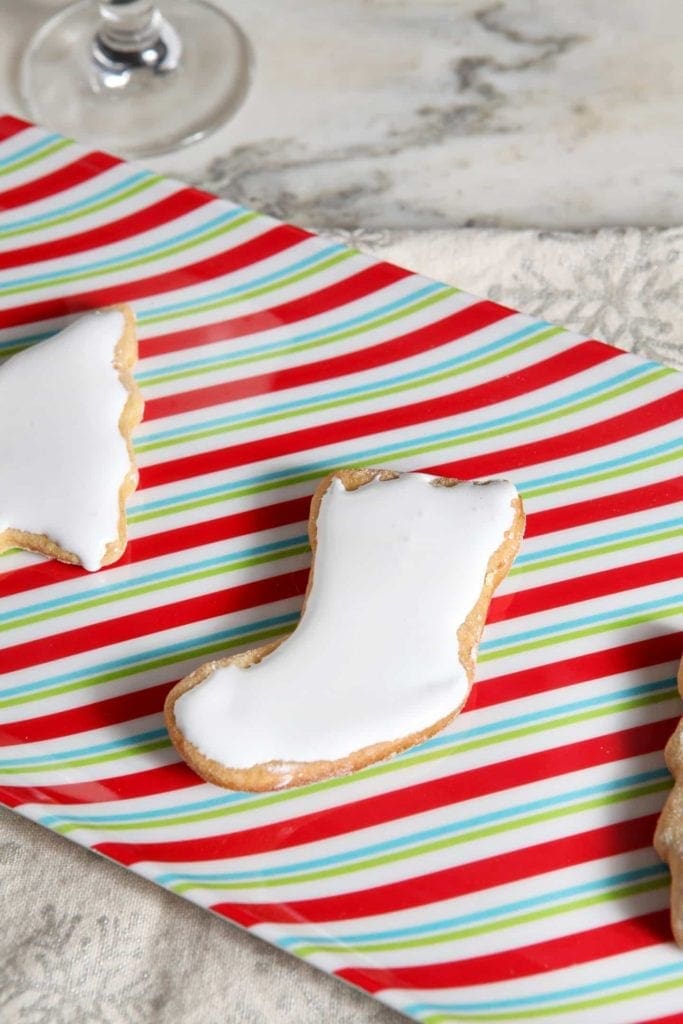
0 115 682 1023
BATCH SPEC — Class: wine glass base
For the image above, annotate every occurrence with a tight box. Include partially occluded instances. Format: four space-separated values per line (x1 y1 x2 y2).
20 0 252 158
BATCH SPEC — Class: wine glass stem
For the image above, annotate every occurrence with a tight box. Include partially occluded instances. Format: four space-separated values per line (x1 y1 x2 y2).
94 0 181 78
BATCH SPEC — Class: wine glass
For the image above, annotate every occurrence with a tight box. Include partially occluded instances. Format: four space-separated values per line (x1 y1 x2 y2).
19 0 252 158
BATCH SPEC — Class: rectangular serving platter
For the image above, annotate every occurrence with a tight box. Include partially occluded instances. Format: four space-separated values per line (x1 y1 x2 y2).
0 114 682 1024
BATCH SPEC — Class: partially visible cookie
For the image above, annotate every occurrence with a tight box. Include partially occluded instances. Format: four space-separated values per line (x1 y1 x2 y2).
0 305 143 571
654 656 683 946
165 469 525 791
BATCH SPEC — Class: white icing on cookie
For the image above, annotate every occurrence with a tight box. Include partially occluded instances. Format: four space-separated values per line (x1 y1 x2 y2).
0 310 131 571
174 473 518 768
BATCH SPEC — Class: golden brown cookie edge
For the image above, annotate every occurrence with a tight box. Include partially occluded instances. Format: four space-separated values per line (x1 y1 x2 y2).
164 469 525 792
654 655 683 946
0 303 143 570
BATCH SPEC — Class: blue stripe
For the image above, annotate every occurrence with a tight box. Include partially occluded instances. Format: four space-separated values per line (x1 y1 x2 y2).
157 768 667 886
37 675 675 830
481 593 683 652
132 360 659 516
0 208 249 291
418 676 676 752
0 613 299 700
513 515 683 564
281 862 667 949
1 240 389 360
136 281 452 381
41 788 251 828
406 961 683 1016
0 535 308 627
518 434 683 492
0 728 167 767
0 330 53 355
0 171 154 234
0 132 66 170
138 319 551 442
135 242 350 323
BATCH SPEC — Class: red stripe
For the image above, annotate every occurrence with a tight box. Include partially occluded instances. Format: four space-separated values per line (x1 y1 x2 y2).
488 552 683 624
141 342 637 490
0 568 308 675
0 115 31 143
4 628 677 757
2 468 680 607
426 392 683 486
338 908 671 993
0 223 308 329
0 761 199 808
525 477 683 539
0 645 676 809
213 812 661 927
144 299 515 421
2 466 680 607
3 624 677 762
7 548 674 744
140 262 415 358
1 488 678 693
0 494 313 599
0 151 121 212
476 633 683 710
0 188 214 270
0 342 626 600
0 682 171 747
93 715 674 866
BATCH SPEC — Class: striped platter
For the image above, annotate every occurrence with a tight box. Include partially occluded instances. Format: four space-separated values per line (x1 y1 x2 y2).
0 113 682 1023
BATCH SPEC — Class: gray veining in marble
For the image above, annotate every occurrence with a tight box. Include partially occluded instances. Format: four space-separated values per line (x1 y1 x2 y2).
0 0 681 231
166 0 682 231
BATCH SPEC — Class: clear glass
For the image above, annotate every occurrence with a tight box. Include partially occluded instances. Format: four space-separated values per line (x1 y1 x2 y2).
20 0 252 158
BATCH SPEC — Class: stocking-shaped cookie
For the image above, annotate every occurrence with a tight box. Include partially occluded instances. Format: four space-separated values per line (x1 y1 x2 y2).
0 306 142 571
655 656 683 945
165 469 524 791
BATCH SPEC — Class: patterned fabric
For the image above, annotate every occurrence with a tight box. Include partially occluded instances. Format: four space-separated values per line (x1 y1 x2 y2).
342 226 683 371
1 810 399 1024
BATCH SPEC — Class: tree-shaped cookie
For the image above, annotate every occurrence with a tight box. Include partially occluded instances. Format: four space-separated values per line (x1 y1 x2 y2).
0 306 143 571
166 469 525 790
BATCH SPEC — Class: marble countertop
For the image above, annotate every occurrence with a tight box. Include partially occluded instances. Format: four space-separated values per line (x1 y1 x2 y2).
0 0 681 233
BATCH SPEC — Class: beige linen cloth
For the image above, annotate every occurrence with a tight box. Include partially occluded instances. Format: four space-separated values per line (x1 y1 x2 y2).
1 227 681 1024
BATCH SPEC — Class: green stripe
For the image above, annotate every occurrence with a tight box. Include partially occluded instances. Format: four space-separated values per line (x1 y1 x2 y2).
0 623 296 713
510 524 682 575
136 325 560 453
0 138 71 177
171 777 670 893
369 367 670 470
522 444 683 500
422 973 683 1022
478 603 683 662
0 736 170 775
0 343 43 361
0 174 162 244
1 245 357 364
0 543 309 634
0 211 258 297
24 503 664 563
139 248 357 329
55 686 675 835
130 366 670 524
295 875 668 957
140 286 458 388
